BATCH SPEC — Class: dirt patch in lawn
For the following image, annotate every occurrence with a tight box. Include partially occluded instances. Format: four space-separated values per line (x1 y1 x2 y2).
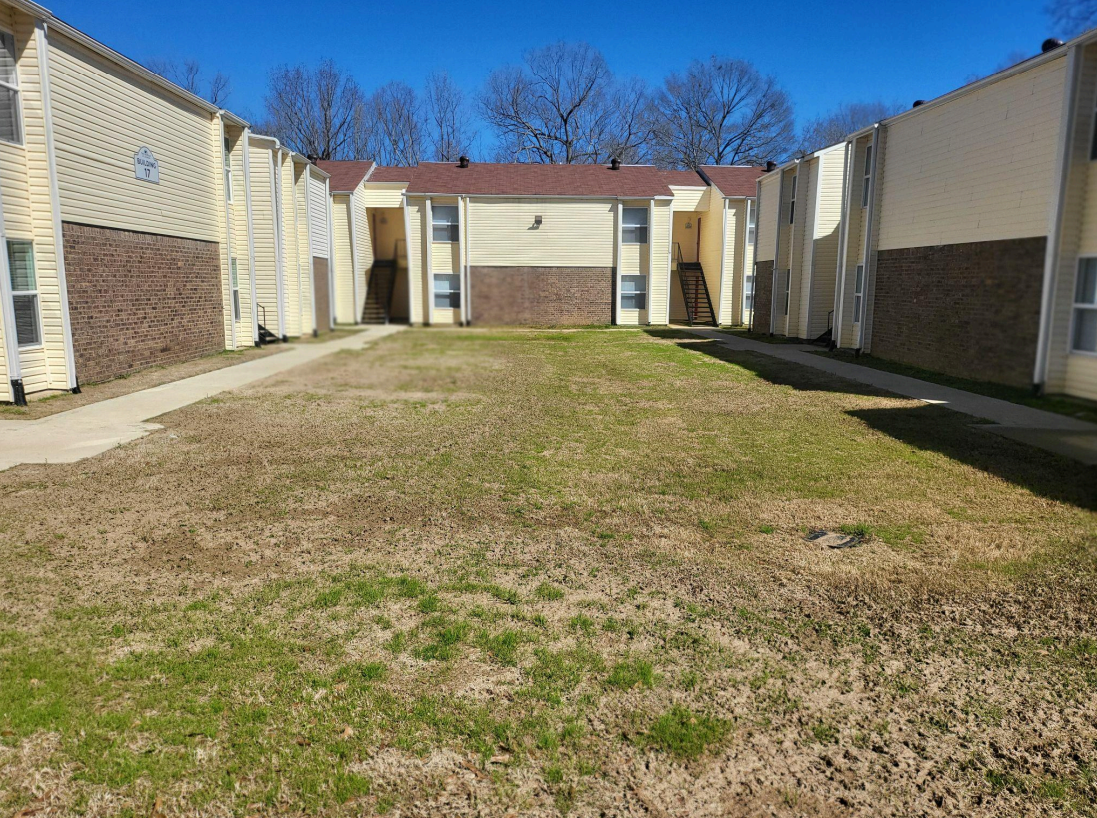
1 328 1095 817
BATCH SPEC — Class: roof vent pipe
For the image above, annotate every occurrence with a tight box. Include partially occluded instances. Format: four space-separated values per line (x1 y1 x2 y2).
458 155 470 168
306 153 320 164
610 157 621 170
912 100 926 108
765 161 778 172
1042 38 1065 53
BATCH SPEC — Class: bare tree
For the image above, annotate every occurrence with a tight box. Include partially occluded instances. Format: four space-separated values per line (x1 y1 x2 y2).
798 101 903 155
366 82 426 166
424 71 476 161
1048 0 1097 35
144 58 231 106
651 57 794 169
480 42 651 164
263 60 362 159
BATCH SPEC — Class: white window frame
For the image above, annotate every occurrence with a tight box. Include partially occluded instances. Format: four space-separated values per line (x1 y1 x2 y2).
223 136 233 203
230 258 240 322
433 273 461 309
431 205 459 243
0 28 22 147
1070 256 1097 356
861 145 873 208
743 273 755 315
853 263 865 323
783 269 791 316
788 175 797 225
7 239 40 348
621 207 649 244
747 204 756 246
619 273 647 311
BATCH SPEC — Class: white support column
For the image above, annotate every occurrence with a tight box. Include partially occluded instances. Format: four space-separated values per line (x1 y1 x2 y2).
348 191 361 325
717 197 728 325
614 200 623 325
36 21 77 391
647 198 655 325
242 129 258 343
464 196 473 324
457 195 467 325
425 198 434 326
665 197 673 326
326 178 335 329
741 197 752 326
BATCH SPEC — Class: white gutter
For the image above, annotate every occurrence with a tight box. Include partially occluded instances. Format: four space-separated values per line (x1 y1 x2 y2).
856 126 882 351
242 128 258 344
1035 44 1082 390
36 21 77 391
218 114 236 350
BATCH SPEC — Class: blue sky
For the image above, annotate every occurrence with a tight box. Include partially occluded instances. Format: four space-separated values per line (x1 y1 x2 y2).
50 0 1053 137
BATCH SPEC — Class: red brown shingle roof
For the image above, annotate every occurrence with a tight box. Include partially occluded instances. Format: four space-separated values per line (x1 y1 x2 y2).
369 166 414 183
405 161 672 198
700 166 766 197
315 160 375 192
660 169 707 187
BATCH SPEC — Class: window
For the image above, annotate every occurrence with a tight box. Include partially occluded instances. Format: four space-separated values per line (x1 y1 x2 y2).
743 273 755 313
620 274 647 310
622 207 649 244
223 136 233 202
432 205 459 242
747 203 756 246
853 264 865 323
1072 257 1097 353
788 175 797 225
434 273 461 309
861 145 873 208
0 31 20 145
783 269 791 316
7 240 39 346
230 258 240 321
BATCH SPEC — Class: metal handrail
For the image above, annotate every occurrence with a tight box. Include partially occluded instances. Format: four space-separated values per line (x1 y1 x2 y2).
256 303 268 345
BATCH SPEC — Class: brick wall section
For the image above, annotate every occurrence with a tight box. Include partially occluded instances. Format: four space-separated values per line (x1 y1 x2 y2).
752 261 774 334
872 237 1045 387
62 222 223 385
469 267 614 325
313 257 331 332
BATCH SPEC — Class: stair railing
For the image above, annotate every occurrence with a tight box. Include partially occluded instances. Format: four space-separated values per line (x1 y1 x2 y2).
256 303 268 345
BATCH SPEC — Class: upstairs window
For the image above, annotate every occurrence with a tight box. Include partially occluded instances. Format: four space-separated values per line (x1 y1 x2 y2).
622 207 649 244
1072 257 1097 353
223 136 233 202
788 175 797 225
861 145 873 208
432 205 459 242
0 30 21 145
8 240 39 346
747 202 756 246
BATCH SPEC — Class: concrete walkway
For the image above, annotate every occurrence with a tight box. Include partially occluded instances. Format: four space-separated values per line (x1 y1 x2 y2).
681 327 1097 465
0 325 404 472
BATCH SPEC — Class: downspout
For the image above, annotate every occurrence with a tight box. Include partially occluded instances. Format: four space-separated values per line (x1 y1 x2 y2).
36 21 78 392
218 114 236 350
425 198 434 326
348 191 361 324
326 177 335 329
242 129 259 344
305 166 318 336
832 140 854 349
1034 44 1082 392
0 146 22 404
270 147 287 339
857 126 882 351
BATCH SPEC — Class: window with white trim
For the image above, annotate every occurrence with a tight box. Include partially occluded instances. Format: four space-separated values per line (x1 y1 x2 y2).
0 30 21 145
434 273 461 309
783 269 791 315
861 145 873 208
621 207 648 244
432 205 459 242
1072 257 1097 353
743 273 754 313
853 264 865 323
788 175 797 225
746 203 756 246
230 258 240 321
620 274 647 310
8 240 39 346
223 136 233 202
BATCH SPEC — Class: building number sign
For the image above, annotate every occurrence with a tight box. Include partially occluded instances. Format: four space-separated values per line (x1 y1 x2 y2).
133 147 160 184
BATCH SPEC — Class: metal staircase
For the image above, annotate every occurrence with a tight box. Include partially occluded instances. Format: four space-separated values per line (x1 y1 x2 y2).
675 244 716 327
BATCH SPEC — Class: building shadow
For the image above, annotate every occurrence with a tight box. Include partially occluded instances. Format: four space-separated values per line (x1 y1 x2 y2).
651 332 1097 510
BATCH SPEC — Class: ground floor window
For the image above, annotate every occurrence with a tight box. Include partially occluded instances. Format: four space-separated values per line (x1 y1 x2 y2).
1073 257 1097 353
230 258 241 321
7 239 39 347
743 273 755 313
783 270 791 316
620 274 647 310
434 273 461 309
853 264 865 323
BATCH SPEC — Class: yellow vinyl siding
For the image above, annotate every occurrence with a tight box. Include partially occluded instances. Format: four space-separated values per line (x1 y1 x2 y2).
877 58 1065 251
248 141 279 334
361 182 406 208
431 241 458 273
295 162 314 335
669 185 707 213
406 198 424 324
838 136 873 348
790 158 818 337
698 190 723 319
231 130 253 346
649 199 671 325
47 32 220 242
279 154 303 336
755 173 780 263
806 147 845 339
308 167 328 258
331 193 354 323
353 190 371 321
467 198 614 267
720 199 744 326
214 121 233 348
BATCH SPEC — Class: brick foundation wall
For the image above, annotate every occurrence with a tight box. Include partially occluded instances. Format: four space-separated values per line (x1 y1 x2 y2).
469 266 614 325
313 257 331 332
871 237 1045 387
62 222 223 385
752 261 774 334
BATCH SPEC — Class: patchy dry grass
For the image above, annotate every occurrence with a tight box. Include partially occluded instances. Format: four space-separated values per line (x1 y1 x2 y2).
1 327 1096 817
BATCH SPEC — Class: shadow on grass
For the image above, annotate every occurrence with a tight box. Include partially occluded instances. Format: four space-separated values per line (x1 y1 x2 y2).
655 333 1097 511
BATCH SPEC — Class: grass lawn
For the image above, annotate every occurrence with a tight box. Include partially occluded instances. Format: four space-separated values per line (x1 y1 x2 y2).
1 328 1096 817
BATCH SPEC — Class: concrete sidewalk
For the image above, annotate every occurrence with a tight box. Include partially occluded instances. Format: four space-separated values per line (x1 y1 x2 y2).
0 325 404 471
681 327 1097 465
